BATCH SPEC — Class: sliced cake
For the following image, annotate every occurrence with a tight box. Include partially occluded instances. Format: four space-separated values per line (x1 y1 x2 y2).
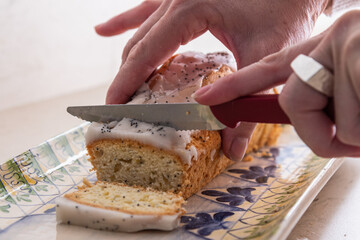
85 52 281 199
56 180 185 232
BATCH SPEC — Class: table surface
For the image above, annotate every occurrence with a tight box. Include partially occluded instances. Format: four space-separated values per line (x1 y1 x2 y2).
1 85 360 240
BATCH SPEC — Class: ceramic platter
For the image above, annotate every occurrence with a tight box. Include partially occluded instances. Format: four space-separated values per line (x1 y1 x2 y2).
0 124 343 240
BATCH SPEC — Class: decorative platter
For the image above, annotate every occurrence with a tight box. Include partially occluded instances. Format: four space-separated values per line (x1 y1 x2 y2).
0 124 343 240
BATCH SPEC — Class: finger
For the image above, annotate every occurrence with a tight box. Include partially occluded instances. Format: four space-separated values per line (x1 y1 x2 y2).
106 4 209 104
348 49 360 101
121 0 171 64
334 31 360 146
193 33 325 106
298 14 360 151
279 73 360 158
221 122 257 161
95 1 162 37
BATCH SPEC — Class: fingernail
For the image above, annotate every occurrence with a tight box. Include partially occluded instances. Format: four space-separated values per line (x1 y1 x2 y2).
229 137 248 161
191 84 212 99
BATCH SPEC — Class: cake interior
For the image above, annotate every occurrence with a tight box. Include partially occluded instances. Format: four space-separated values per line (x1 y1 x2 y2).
65 181 184 215
88 140 185 194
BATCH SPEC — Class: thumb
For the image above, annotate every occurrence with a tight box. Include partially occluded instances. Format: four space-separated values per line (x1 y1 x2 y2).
193 33 326 106
221 122 257 161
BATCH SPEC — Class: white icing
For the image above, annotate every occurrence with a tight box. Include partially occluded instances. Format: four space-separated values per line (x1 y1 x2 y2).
128 51 235 104
56 197 180 232
85 118 197 166
86 52 235 166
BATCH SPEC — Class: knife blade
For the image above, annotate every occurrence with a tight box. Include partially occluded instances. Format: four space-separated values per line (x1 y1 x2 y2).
67 94 293 130
67 101 227 130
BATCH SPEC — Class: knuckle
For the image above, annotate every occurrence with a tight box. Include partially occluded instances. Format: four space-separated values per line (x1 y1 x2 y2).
127 42 157 71
258 48 293 77
165 0 209 45
126 41 144 61
122 37 137 60
258 53 283 74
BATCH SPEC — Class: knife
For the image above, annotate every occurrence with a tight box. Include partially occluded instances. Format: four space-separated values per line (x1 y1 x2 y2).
67 94 299 130
67 94 335 130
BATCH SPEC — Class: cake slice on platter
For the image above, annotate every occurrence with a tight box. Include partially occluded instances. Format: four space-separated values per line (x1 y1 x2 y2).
56 180 184 232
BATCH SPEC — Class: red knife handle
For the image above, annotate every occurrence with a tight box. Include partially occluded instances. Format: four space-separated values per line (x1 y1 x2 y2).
210 94 290 128
210 94 335 128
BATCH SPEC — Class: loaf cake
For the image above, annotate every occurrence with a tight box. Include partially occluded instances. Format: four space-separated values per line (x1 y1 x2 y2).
56 180 184 232
85 52 281 199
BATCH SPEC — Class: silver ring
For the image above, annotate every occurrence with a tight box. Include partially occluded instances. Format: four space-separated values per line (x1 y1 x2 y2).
290 54 334 97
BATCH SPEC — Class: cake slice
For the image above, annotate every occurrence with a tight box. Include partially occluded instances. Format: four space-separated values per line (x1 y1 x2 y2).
56 180 185 232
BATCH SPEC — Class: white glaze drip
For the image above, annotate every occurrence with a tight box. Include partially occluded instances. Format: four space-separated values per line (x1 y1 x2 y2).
85 118 197 166
56 197 180 232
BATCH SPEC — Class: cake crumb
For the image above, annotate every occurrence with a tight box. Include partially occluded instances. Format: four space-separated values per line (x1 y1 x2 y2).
83 178 92 187
243 155 253 162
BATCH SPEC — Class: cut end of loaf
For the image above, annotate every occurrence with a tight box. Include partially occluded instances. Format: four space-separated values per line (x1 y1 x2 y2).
87 139 185 194
87 130 229 199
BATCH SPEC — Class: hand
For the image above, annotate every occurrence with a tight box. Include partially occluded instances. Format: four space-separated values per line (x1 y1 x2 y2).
194 10 360 158
96 0 328 160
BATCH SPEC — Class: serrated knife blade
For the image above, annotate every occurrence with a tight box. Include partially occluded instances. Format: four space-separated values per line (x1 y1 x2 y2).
67 102 227 130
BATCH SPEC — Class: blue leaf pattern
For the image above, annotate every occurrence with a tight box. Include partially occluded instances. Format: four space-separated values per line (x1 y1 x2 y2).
202 187 256 207
181 212 234 236
228 165 277 183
